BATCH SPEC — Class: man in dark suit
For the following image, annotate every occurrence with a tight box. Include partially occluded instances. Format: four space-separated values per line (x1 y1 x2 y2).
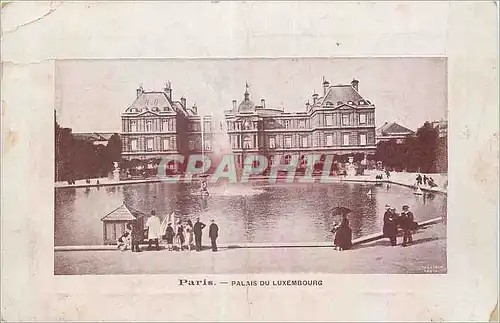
209 220 219 252
400 205 415 247
193 217 206 252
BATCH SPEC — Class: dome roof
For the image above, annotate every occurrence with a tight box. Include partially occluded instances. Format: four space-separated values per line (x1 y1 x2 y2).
237 86 256 112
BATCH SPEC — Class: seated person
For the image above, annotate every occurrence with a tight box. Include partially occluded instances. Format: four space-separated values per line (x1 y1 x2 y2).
117 231 131 251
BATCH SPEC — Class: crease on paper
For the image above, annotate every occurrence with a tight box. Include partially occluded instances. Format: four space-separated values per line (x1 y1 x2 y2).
1 1 62 35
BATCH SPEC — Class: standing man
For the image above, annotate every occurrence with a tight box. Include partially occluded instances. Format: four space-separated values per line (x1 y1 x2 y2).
400 205 414 247
209 219 219 252
145 210 161 251
193 217 206 252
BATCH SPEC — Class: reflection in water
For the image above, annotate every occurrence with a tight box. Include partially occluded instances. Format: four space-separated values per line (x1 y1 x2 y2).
54 182 447 246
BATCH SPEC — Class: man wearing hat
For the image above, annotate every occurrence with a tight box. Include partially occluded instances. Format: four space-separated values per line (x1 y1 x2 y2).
193 217 206 252
209 219 219 252
400 205 414 247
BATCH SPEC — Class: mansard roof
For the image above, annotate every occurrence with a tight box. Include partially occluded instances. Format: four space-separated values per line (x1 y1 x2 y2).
320 84 365 106
125 91 191 116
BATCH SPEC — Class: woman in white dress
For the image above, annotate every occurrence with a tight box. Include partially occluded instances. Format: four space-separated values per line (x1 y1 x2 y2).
185 219 194 251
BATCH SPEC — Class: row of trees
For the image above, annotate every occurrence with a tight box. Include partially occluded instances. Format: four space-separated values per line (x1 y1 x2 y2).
55 111 122 181
373 121 446 173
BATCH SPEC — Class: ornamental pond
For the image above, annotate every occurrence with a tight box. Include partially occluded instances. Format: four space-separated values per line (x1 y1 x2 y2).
54 181 446 246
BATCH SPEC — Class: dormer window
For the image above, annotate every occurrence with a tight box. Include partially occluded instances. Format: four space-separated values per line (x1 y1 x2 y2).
359 100 365 105
347 101 354 105
154 99 158 105
337 101 343 106
145 100 149 105
326 101 334 106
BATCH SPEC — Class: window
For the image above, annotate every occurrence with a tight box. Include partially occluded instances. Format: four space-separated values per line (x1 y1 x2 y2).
284 155 292 165
204 121 211 132
269 137 276 149
243 136 252 149
284 120 290 129
131 139 138 151
154 99 158 105
326 115 333 126
298 119 306 129
301 136 308 148
231 136 238 149
146 138 154 151
343 133 350 146
269 156 276 166
359 114 366 125
284 136 292 148
204 139 211 151
162 138 170 150
162 119 169 131
243 120 251 130
188 140 195 150
342 114 350 126
360 134 367 146
146 120 152 132
145 100 149 106
130 121 137 132
326 134 333 147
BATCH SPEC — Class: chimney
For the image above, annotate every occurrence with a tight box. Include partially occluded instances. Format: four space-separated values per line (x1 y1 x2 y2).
261 99 266 108
164 81 172 100
305 101 310 111
351 78 359 91
312 93 319 105
232 100 237 110
180 97 186 108
136 85 144 98
322 77 330 96
192 103 198 115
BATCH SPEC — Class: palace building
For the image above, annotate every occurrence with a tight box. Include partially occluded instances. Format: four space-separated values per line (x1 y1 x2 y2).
224 78 376 167
120 82 214 163
121 78 376 169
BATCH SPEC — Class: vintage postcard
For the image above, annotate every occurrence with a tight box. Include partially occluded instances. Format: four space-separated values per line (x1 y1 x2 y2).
1 1 498 322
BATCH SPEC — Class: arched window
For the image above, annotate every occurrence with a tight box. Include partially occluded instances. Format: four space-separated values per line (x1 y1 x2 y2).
285 154 292 165
243 136 252 149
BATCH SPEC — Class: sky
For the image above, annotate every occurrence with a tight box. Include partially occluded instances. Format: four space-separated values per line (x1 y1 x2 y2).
55 58 447 132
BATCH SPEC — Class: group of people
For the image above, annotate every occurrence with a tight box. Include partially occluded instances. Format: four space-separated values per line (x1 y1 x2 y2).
329 204 418 251
415 174 437 188
383 204 417 247
117 211 219 253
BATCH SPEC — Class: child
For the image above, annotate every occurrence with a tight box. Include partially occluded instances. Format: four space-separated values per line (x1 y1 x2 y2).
330 221 341 250
117 230 131 251
165 223 175 251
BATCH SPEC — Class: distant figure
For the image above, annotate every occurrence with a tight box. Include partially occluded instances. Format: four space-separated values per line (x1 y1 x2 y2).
96 179 100 185
176 221 185 251
416 174 422 186
86 179 91 184
145 211 161 251
201 180 209 196
400 205 415 247
423 175 428 185
193 217 206 252
428 177 437 188
383 205 398 246
164 223 175 251
129 222 142 252
209 219 219 252
185 219 194 251
385 169 391 179
333 215 352 251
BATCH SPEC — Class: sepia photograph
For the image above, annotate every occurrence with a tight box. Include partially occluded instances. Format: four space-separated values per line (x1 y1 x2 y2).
54 58 448 275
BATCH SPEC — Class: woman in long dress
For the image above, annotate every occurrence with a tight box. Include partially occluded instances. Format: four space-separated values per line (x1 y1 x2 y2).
334 216 352 251
185 219 194 251
176 221 185 251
